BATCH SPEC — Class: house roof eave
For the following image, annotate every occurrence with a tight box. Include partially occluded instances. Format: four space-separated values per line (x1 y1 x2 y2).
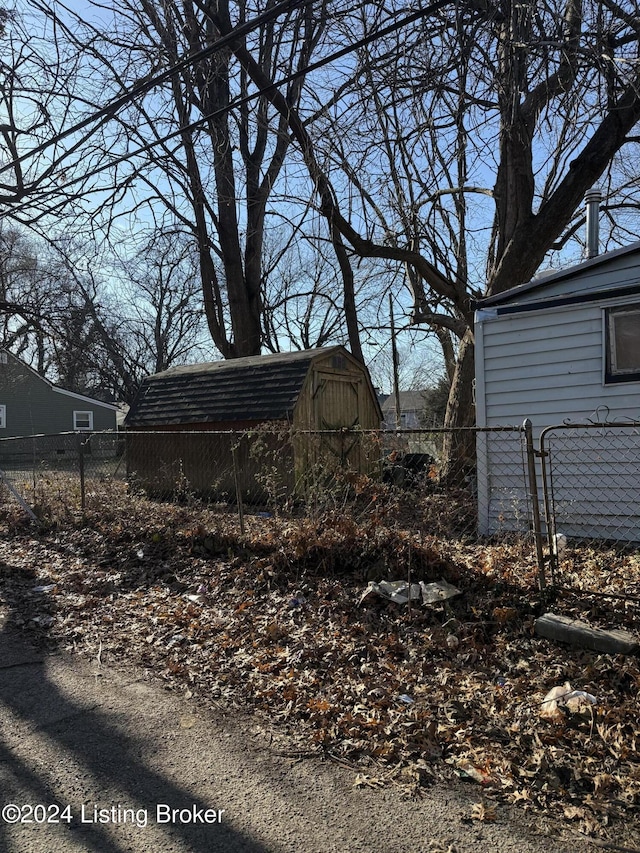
1 348 118 411
51 386 119 411
475 240 640 309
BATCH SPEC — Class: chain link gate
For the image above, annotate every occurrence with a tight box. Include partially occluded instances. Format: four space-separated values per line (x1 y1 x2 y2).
535 420 640 590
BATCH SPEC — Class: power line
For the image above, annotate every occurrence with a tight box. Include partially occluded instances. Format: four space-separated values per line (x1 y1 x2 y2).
1 0 312 178
1 0 451 223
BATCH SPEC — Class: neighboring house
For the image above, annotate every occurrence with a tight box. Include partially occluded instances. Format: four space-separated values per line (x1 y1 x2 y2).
474 240 640 538
124 346 382 499
381 390 439 458
0 349 118 439
381 390 428 430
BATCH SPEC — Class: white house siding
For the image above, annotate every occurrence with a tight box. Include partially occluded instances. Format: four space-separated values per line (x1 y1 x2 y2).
478 299 640 427
476 428 530 537
475 275 640 540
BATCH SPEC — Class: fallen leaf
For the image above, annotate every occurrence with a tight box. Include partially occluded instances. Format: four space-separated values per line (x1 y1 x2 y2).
471 801 497 822
563 806 585 820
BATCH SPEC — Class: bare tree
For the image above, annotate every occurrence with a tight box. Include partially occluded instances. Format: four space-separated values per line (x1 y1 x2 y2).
0 228 123 397
114 230 211 376
218 0 640 475
0 224 211 402
0 225 50 368
0 2 130 229
260 223 353 352
331 1 640 444
49 236 215 402
42 0 345 360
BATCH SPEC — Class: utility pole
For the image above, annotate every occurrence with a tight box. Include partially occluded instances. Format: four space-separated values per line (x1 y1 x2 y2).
389 294 401 430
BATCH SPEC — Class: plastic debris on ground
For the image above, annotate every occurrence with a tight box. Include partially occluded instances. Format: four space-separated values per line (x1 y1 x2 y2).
539 682 597 720
419 579 462 604
359 580 422 605
359 578 461 606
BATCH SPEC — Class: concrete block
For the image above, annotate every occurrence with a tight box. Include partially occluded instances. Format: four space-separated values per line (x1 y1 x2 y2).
535 612 639 655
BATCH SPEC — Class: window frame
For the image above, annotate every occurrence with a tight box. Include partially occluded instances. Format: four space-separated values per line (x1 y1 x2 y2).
73 410 94 431
604 303 640 384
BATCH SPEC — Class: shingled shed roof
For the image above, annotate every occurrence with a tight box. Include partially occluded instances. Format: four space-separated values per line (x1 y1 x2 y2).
125 346 347 427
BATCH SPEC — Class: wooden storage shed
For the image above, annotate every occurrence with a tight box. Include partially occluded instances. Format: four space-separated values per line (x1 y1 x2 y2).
124 346 382 500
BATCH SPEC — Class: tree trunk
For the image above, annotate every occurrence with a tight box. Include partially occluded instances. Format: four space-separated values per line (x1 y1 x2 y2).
330 226 363 362
439 329 476 486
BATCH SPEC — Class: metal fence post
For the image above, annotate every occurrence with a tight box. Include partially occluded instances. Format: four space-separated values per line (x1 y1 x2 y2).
523 419 546 591
77 433 86 511
537 427 558 586
231 441 245 535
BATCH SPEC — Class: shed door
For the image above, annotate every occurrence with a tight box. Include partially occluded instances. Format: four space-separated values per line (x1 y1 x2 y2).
313 374 361 466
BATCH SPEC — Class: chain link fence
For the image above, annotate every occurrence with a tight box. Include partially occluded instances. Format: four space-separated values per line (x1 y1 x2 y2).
0 426 534 543
6 422 639 594
0 431 125 522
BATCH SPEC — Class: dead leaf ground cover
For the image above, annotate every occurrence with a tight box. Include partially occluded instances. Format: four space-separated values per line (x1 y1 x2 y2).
0 478 639 846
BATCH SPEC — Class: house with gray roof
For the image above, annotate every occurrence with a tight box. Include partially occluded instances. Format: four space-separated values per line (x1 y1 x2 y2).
0 348 117 439
380 390 428 430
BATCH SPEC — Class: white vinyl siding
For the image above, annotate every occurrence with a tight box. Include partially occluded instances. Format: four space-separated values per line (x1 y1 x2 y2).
478 303 640 429
475 276 640 539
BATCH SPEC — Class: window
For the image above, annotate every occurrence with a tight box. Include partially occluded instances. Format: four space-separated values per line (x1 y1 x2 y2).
73 411 93 430
605 305 640 383
0 405 5 428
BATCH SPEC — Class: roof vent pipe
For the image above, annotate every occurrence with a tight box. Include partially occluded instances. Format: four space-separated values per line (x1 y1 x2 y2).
584 188 602 259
